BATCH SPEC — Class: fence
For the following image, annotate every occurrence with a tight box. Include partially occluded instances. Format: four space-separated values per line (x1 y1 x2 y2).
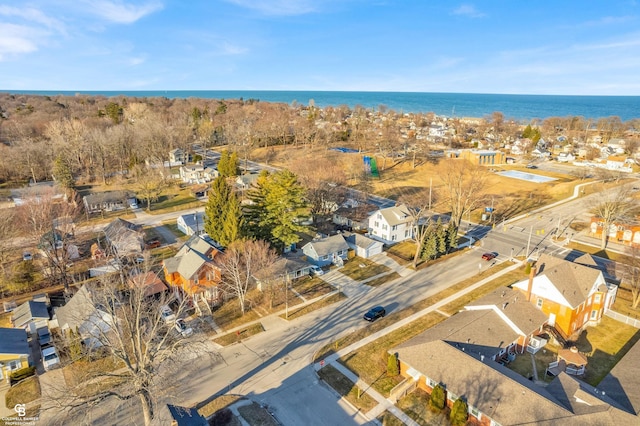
605 310 640 328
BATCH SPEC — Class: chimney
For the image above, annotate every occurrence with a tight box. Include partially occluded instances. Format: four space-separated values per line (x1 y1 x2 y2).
526 265 537 302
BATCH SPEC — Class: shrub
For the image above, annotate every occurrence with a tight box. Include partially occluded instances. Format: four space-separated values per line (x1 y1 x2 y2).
450 398 469 426
524 262 532 275
209 408 233 425
428 383 446 412
10 366 36 384
387 353 399 376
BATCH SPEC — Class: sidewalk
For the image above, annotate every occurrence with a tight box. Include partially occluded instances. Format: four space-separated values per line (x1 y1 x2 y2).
313 261 523 425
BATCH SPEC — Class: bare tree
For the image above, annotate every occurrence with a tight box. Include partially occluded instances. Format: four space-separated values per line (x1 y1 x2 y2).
41 270 213 426
438 159 489 229
398 187 437 268
214 239 277 315
590 186 637 249
621 246 640 309
132 165 168 211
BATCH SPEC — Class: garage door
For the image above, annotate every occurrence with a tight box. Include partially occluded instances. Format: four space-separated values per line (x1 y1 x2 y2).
367 244 383 257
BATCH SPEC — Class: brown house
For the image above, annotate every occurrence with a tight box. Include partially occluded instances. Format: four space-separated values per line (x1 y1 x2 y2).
162 236 221 313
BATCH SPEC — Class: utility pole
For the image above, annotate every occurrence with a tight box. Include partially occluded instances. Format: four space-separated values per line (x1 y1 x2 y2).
527 225 533 258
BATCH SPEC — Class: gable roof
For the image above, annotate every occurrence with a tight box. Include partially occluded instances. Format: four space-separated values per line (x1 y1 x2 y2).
128 272 168 297
344 232 382 250
303 234 349 257
55 285 103 331
164 235 219 281
466 287 548 336
0 328 29 355
253 254 310 282
597 337 640 415
11 300 49 327
84 190 134 205
376 204 413 226
103 218 144 254
513 254 605 308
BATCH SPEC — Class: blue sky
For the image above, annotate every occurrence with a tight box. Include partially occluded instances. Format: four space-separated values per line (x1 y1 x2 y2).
1 1 640 95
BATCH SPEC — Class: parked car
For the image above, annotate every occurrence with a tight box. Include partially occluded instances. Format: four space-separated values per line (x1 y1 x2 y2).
22 251 33 261
364 306 386 322
41 345 60 371
37 327 52 346
160 305 176 323
482 252 498 261
309 265 324 276
145 239 161 249
525 164 538 169
174 318 193 337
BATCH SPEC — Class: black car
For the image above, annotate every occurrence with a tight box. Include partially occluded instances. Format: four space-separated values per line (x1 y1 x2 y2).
364 306 386 322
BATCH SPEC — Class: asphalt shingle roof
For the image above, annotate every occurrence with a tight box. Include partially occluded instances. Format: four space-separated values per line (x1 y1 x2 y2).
11 300 49 328
0 328 29 355
303 234 349 257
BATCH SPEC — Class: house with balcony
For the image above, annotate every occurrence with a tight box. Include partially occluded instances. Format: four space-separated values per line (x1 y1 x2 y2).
368 204 413 244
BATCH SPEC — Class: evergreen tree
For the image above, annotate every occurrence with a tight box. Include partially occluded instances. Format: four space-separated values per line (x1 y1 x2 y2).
446 222 458 252
387 353 399 376
218 150 239 178
429 383 446 412
219 192 244 247
218 151 230 176
246 170 308 251
450 398 469 426
204 176 232 244
435 219 447 255
421 228 438 261
52 154 75 191
522 124 533 139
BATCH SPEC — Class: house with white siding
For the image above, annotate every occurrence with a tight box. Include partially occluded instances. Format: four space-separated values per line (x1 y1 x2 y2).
368 204 413 244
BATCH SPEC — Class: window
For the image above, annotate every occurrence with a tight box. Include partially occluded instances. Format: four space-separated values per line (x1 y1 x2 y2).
469 406 481 420
405 229 410 238
337 250 344 256
490 420 502 426
374 221 379 228
536 298 543 308
447 391 458 402
427 377 437 388
392 225 397 231
377 214 382 220
7 360 21 371
382 224 388 230
591 310 598 320
322 255 329 261
594 294 601 303
391 235 397 241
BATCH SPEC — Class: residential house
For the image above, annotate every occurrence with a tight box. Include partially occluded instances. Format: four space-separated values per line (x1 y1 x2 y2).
235 173 260 191
253 254 312 290
10 181 66 207
512 254 617 340
343 232 384 259
169 148 189 164
102 218 144 256
0 328 30 382
54 284 115 349
179 164 217 184
83 190 137 214
332 199 377 231
590 216 640 247
368 204 413 244
162 235 222 311
393 338 637 425
177 212 206 236
128 271 168 298
11 300 49 334
557 152 576 163
301 234 349 267
597 337 640 417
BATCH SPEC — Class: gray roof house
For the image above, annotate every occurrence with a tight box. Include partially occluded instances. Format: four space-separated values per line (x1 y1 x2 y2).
253 254 313 290
11 300 49 332
344 232 384 259
302 234 350 267
0 328 31 378
176 212 206 236
83 190 137 214
103 218 144 256
54 284 115 349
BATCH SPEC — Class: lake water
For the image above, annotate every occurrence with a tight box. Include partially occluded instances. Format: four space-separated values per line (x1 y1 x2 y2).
3 90 639 122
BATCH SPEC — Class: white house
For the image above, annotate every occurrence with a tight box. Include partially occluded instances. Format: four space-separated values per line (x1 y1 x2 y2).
179 164 218 184
177 212 206 236
557 152 576 163
368 204 413 244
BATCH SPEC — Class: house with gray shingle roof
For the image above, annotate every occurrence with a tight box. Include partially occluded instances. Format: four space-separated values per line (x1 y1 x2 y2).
512 254 617 339
368 204 413 244
0 328 30 381
11 300 49 333
302 234 349 267
102 218 144 256
343 232 384 259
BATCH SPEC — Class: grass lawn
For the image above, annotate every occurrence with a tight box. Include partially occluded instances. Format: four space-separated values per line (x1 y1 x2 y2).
317 364 378 413
337 312 445 396
280 292 346 320
148 187 203 214
507 345 558 382
0 312 12 328
161 221 190 240
214 323 265 347
237 402 279 426
212 298 263 331
198 395 243 418
339 257 391 281
575 316 640 386
386 241 415 263
395 388 449 426
5 376 40 408
565 241 630 263
611 285 640 319
291 276 334 300
62 355 126 397
364 272 401 287
378 411 405 426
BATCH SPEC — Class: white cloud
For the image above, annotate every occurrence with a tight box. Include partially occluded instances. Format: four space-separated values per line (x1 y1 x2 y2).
0 23 47 60
224 0 318 16
452 4 485 18
128 56 146 66
0 6 65 32
84 0 164 24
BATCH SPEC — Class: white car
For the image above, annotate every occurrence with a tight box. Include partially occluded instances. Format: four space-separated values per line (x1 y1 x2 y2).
160 305 176 323
41 345 60 371
309 265 324 276
174 319 193 337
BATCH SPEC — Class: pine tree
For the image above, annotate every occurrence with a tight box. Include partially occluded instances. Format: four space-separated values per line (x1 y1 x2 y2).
450 398 469 426
204 176 232 244
421 229 438 261
435 219 447 256
219 192 244 247
52 154 75 191
218 151 230 177
446 222 458 252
